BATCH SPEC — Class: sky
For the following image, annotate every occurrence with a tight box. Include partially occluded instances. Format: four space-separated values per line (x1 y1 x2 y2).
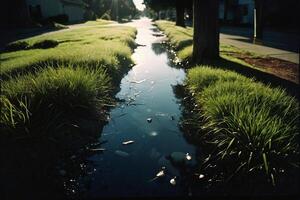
133 0 146 11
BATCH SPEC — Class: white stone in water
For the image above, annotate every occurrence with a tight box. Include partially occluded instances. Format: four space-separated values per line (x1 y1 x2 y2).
156 169 165 177
199 174 205 179
170 177 176 185
122 140 134 145
186 153 192 161
147 118 152 123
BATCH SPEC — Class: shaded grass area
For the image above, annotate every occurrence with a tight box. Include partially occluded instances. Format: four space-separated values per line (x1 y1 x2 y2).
156 20 300 190
0 20 137 140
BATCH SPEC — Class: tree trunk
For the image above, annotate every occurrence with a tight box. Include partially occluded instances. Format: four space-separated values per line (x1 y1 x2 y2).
175 1 185 27
255 0 266 39
192 0 219 64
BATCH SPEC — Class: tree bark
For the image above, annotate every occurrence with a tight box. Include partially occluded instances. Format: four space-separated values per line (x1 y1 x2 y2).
192 0 219 64
175 1 185 27
255 0 266 39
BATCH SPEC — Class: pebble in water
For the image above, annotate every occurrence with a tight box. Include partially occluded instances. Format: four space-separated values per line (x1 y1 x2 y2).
122 140 135 145
170 177 176 186
186 153 192 161
199 174 205 179
147 118 152 123
156 166 166 177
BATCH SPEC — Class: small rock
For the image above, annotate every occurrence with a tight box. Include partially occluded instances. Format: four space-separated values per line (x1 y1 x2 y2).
186 153 192 161
122 140 134 145
147 118 152 123
156 170 165 177
170 176 176 185
199 174 205 179
171 116 175 120
156 166 166 177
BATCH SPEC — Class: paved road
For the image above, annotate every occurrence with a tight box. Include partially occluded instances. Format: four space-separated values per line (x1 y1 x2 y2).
221 26 300 52
220 33 299 64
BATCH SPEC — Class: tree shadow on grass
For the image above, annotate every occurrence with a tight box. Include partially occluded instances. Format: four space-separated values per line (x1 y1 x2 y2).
207 57 299 100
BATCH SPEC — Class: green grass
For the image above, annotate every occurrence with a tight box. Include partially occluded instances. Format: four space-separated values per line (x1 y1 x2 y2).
1 66 111 137
157 19 299 188
0 21 136 79
155 20 258 65
84 19 116 26
186 66 299 185
0 20 137 139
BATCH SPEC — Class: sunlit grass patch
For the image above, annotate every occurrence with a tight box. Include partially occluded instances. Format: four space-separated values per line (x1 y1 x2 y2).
156 20 193 51
84 19 116 26
0 23 136 78
186 66 299 185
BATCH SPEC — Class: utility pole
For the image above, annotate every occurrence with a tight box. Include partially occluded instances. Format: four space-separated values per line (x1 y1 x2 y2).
254 8 257 39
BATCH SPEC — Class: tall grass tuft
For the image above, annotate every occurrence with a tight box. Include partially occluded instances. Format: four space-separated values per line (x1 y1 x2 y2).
1 65 112 138
186 66 299 185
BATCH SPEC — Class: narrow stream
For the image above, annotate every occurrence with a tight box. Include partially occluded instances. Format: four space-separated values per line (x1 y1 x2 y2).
86 18 197 198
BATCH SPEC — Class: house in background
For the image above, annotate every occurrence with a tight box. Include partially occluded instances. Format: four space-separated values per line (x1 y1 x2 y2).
219 0 255 25
27 0 87 22
0 0 87 27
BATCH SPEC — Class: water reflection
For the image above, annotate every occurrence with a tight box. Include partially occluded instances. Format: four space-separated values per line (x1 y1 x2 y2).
79 18 200 198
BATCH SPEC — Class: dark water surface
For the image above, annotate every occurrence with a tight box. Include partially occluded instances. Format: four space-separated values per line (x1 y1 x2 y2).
84 18 197 198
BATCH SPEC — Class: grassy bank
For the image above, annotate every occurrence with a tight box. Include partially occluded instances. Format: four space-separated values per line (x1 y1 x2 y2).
156 21 259 64
0 20 137 140
156 20 299 186
1 24 136 80
186 66 299 185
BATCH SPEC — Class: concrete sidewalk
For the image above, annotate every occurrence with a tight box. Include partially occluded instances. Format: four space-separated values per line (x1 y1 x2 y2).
220 33 299 64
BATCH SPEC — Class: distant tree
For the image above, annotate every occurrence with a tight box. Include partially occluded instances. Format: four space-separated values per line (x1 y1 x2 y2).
192 0 219 63
83 0 137 21
144 0 187 27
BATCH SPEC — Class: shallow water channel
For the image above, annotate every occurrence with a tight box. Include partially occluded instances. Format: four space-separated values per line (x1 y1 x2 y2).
83 18 198 198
